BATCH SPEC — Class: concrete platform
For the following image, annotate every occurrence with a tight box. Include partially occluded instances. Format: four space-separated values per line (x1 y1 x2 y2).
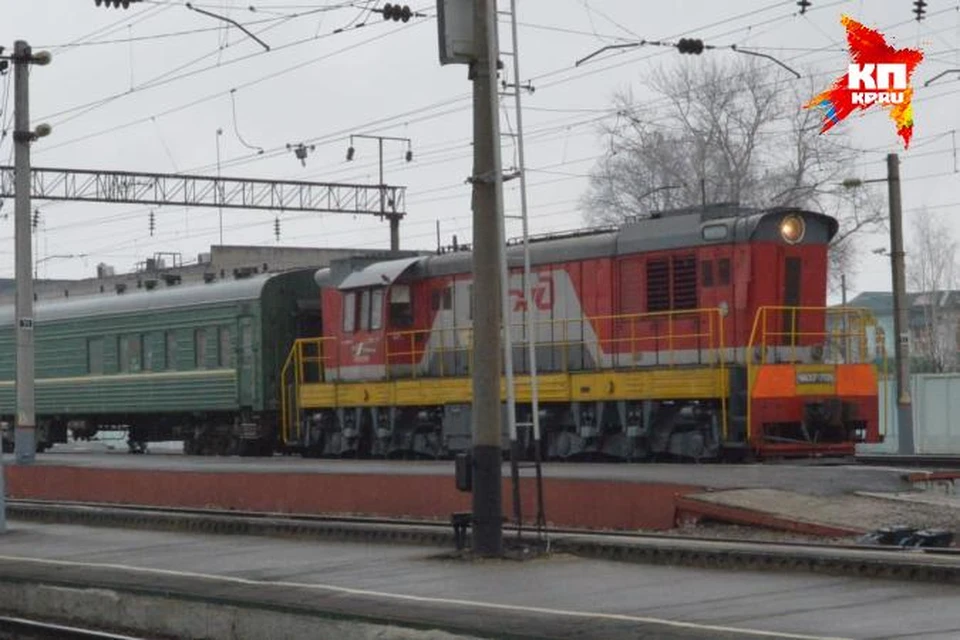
2 521 960 640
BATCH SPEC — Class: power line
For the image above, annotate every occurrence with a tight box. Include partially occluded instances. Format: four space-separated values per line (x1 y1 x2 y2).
16 0 960 256
39 1 422 126
35 14 431 154
37 0 813 157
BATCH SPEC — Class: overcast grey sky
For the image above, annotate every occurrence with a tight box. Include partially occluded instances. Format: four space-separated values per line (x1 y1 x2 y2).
0 0 957 300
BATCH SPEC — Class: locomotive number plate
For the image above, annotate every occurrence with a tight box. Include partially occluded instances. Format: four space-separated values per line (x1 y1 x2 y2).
796 372 835 385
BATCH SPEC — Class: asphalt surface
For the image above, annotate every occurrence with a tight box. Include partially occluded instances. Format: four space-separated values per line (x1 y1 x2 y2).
1 521 958 639
8 445 918 496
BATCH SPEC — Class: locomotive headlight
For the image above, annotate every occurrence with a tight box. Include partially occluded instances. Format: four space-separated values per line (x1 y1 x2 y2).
780 214 805 244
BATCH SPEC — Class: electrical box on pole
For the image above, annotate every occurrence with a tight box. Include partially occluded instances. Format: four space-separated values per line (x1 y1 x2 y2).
436 0 476 65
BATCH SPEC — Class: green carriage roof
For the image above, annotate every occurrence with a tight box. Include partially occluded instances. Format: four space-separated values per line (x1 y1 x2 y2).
0 271 294 327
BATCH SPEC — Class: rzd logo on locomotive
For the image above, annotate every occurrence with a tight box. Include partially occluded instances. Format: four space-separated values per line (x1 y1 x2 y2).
510 273 555 312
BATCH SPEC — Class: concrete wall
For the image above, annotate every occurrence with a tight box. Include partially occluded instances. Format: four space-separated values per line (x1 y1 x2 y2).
859 374 960 455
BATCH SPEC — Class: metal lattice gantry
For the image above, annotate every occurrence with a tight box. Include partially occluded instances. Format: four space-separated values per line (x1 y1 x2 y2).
0 165 407 240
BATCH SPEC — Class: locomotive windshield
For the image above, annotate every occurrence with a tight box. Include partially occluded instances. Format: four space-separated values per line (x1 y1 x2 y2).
389 284 414 328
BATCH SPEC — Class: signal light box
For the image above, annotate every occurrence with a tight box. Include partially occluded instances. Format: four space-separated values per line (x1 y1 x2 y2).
437 0 476 65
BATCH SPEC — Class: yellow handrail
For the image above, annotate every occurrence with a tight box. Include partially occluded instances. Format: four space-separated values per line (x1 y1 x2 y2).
281 307 732 442
279 336 336 446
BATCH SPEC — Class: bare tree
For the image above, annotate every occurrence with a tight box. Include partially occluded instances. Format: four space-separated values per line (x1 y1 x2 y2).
581 56 885 292
907 207 959 372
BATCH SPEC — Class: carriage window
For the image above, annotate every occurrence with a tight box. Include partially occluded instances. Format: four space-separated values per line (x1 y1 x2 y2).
443 286 452 310
390 284 414 328
359 289 371 331
166 331 177 371
342 291 357 333
371 289 384 330
646 260 670 312
701 260 714 287
144 334 154 371
718 258 731 286
118 335 142 372
219 327 233 367
87 338 104 375
195 329 208 369
117 334 142 373
431 289 441 311
118 336 128 373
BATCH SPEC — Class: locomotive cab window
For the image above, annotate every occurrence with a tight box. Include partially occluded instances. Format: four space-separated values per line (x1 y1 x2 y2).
359 290 372 331
389 284 414 328
371 289 384 330
342 291 357 333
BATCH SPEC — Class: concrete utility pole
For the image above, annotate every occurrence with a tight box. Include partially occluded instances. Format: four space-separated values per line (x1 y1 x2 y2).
346 134 413 252
11 41 51 466
470 0 504 556
887 153 914 455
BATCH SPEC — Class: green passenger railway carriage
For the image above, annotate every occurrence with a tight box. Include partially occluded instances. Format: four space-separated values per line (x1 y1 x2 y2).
0 269 320 455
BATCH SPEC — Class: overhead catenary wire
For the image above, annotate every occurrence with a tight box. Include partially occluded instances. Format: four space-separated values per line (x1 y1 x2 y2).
38 1 427 127
13 0 960 264
35 0 813 153
33 0 947 171
19 72 960 244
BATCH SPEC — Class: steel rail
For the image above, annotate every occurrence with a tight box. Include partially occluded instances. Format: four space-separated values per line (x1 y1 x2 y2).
8 498 959 558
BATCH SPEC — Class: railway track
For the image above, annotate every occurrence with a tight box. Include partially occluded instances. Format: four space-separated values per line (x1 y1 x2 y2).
7 498 959 560
0 616 149 640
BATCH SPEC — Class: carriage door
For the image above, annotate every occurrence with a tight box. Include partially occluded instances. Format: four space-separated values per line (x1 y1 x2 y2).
782 256 802 347
237 316 257 407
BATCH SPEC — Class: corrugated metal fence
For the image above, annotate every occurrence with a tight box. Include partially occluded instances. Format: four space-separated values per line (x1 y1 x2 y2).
862 374 960 455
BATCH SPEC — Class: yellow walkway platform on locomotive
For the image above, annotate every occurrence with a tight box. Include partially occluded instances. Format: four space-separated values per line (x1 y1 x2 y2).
296 367 728 409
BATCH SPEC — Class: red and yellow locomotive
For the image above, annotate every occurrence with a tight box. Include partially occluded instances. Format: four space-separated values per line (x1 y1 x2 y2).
280 204 879 461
